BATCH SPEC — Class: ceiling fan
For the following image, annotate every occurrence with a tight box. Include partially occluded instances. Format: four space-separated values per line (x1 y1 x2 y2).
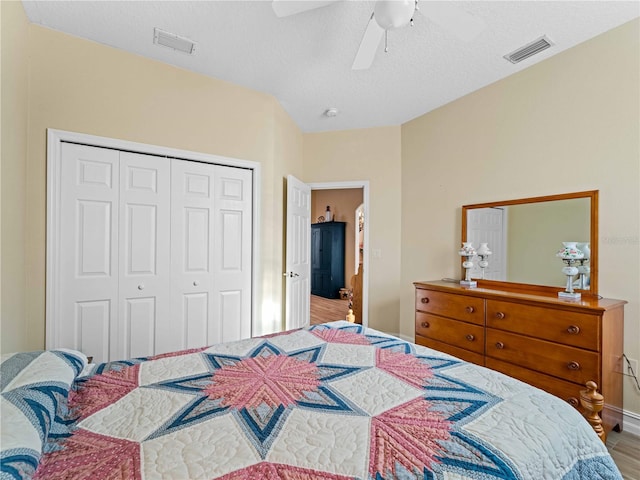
272 0 487 70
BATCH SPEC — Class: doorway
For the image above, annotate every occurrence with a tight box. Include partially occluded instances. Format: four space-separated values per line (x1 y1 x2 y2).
308 182 369 327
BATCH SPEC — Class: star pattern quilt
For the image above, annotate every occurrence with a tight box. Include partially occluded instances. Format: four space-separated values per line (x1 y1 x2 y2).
4 322 622 479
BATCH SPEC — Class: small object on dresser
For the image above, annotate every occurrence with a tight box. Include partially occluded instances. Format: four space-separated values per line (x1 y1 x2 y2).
458 242 477 287
325 205 333 222
556 242 584 299
317 216 325 223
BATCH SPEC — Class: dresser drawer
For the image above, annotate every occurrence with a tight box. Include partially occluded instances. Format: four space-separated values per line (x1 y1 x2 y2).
416 313 484 354
415 334 485 366
485 358 585 410
486 329 599 385
486 300 600 351
415 289 485 325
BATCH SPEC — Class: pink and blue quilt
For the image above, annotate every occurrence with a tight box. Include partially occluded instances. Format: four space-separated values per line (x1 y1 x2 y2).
4 322 621 479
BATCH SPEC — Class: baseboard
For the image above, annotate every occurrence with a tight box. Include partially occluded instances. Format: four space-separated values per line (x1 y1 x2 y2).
397 333 414 343
622 408 640 437
380 331 414 343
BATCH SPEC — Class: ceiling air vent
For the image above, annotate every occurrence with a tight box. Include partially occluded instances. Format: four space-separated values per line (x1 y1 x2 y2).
153 28 196 55
504 36 554 64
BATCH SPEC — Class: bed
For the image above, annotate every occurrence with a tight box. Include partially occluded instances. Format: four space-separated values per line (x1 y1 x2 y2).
1 321 622 479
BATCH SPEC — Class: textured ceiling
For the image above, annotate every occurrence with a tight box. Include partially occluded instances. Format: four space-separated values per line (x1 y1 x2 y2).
22 1 639 133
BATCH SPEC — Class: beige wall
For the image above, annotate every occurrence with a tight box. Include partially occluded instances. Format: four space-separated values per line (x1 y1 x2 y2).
401 19 640 414
0 13 303 352
312 188 364 284
303 127 402 334
1 1 30 352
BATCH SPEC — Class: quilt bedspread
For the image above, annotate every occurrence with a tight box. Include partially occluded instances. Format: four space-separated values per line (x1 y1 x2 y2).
33 322 621 479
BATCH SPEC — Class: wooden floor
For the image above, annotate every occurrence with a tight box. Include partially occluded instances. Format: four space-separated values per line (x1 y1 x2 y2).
310 295 349 325
607 430 640 479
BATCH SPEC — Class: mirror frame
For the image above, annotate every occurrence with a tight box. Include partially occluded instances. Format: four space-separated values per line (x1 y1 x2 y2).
461 190 598 296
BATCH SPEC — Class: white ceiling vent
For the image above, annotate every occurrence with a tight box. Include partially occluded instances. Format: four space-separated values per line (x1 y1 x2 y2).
153 28 196 55
504 36 554 64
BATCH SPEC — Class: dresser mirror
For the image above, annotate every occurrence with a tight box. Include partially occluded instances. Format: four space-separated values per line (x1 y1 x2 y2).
461 190 598 295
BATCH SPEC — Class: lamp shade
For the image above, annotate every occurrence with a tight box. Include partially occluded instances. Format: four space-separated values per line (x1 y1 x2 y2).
458 242 476 257
556 242 584 260
374 0 415 29
577 242 590 260
476 243 492 256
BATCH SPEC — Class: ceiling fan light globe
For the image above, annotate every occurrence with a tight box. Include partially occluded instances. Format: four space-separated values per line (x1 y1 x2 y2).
374 0 415 30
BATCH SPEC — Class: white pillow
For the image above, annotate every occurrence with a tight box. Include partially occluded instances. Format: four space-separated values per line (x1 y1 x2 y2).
1 349 87 479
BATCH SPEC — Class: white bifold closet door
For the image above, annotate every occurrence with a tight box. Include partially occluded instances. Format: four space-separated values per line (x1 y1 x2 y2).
169 161 252 352
56 143 252 363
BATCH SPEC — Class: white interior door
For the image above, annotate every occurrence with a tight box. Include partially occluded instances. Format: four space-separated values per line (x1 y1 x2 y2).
58 143 120 363
467 207 507 280
118 152 170 359
285 175 311 330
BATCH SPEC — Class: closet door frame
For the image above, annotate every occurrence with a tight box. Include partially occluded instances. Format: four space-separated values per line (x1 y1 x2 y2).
46 128 261 351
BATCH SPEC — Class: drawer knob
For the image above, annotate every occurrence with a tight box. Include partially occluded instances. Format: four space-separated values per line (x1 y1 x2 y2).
465 334 475 342
566 325 580 335
421 321 430 329
495 312 505 319
421 297 430 304
567 361 580 371
495 342 504 349
465 306 475 314
567 397 579 408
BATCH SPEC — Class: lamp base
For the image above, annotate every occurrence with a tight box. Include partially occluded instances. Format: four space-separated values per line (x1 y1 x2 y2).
558 291 581 300
460 280 478 288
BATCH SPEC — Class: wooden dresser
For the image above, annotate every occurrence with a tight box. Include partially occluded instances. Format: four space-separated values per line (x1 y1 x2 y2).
414 280 626 434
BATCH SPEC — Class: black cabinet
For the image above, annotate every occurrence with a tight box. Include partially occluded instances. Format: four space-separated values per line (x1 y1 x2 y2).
311 222 345 299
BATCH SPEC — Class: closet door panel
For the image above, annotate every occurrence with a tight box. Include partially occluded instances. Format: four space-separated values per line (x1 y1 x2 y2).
119 152 171 359
218 290 242 343
185 207 210 271
171 161 216 351
75 300 111 364
212 166 252 344
184 293 209 347
59 143 119 364
125 297 156 358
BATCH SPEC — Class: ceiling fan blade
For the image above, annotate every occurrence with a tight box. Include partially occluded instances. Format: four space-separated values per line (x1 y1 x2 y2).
425 3 486 42
352 13 385 70
271 0 339 18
